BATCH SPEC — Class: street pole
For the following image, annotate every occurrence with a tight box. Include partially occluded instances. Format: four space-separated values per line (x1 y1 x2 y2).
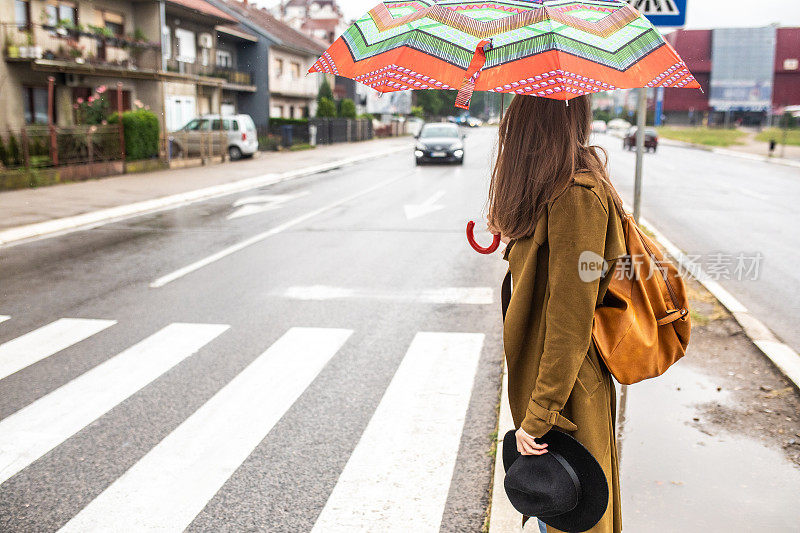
633 87 647 224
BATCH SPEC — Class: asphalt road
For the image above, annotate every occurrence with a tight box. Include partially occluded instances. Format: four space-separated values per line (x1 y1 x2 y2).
594 132 800 353
0 128 507 532
2 125 798 533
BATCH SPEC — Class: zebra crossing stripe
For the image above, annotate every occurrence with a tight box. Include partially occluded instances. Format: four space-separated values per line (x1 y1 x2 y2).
0 316 9 324
312 332 484 532
59 327 353 533
0 323 228 486
0 318 116 381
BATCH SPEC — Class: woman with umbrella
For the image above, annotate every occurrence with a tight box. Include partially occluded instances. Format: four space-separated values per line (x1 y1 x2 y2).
310 2 698 531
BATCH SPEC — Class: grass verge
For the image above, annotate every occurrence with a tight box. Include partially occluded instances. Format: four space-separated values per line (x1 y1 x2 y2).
754 128 800 146
657 127 747 147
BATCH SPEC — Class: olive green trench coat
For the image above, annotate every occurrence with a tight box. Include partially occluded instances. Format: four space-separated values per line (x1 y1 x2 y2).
503 172 626 533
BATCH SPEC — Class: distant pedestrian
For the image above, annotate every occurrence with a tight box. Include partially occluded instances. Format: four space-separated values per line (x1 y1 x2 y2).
487 95 625 533
769 139 777 156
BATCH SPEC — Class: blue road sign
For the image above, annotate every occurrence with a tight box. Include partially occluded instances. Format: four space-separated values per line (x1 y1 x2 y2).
627 0 687 27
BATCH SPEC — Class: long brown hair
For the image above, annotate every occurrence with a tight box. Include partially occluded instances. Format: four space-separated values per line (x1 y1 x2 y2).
487 95 624 239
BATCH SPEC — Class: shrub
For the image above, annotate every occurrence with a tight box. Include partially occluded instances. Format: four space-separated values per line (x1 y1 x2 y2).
0 135 7 167
7 134 21 167
110 108 160 161
317 97 337 118
269 117 309 127
339 98 356 119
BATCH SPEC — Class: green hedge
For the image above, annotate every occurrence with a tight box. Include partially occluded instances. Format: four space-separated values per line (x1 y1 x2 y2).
110 108 160 161
268 117 309 127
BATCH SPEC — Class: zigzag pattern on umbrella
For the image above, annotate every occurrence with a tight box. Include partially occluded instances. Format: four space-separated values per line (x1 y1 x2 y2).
368 1 641 40
343 23 666 72
310 38 699 100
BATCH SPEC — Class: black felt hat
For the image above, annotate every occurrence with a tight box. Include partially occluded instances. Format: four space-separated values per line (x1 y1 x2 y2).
502 429 608 533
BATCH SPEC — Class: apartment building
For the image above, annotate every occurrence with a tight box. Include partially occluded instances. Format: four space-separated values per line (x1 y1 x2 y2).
211 0 328 121
1 0 259 132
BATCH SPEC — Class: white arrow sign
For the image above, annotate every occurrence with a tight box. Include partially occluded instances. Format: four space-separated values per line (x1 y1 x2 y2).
227 192 308 220
404 190 446 220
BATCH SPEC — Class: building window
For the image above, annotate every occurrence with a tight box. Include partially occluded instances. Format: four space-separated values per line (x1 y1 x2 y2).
102 10 125 36
216 50 232 69
44 5 58 26
22 87 50 125
15 0 30 30
201 48 209 67
175 28 196 63
271 105 283 118
291 62 301 79
274 58 284 77
58 1 78 26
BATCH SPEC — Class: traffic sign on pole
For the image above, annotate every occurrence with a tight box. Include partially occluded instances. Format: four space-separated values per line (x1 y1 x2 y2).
627 0 687 27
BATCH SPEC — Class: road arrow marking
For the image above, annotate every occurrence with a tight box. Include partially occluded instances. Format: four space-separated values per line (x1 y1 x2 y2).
226 193 308 220
404 190 446 220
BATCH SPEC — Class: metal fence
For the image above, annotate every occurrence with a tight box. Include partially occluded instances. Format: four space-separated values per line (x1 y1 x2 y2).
0 125 122 170
261 118 375 150
165 129 229 161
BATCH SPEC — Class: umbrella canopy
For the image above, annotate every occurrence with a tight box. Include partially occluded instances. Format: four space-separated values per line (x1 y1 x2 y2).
309 0 700 109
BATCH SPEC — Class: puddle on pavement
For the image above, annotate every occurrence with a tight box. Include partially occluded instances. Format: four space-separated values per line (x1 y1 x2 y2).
619 364 800 531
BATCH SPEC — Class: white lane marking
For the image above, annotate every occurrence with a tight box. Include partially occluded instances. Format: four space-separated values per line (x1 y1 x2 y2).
753 340 800 388
0 316 9 324
0 318 116 381
59 327 352 533
735 187 770 201
0 146 408 249
404 190 446 220
312 332 484 532
0 323 228 485
283 286 494 305
227 192 309 220
151 176 403 288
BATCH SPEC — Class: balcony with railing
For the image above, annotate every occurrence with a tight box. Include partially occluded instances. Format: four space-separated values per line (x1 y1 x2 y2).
1 23 160 74
165 58 254 90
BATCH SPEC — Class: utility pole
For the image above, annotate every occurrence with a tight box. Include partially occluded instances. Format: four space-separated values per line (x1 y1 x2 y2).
633 87 647 224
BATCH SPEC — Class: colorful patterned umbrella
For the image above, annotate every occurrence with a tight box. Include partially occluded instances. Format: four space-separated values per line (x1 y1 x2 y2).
309 0 700 109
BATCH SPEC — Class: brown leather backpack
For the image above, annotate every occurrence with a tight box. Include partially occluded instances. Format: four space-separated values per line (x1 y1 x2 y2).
592 214 691 385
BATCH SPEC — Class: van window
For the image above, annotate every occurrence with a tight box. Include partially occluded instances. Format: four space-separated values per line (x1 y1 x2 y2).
230 120 239 131
184 118 210 131
239 115 256 131
211 119 232 130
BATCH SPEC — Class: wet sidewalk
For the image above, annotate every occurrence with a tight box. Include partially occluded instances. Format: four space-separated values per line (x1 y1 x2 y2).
493 277 800 532
0 137 410 234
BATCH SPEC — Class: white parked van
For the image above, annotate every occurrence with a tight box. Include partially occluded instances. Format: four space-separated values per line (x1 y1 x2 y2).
171 114 258 160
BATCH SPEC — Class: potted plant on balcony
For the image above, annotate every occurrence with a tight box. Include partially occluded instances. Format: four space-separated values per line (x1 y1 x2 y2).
4 34 19 59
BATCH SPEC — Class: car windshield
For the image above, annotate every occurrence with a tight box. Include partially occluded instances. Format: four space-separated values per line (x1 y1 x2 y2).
183 119 210 131
420 125 458 138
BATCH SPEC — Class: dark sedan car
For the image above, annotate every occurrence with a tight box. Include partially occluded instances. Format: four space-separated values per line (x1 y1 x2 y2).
623 127 659 152
414 123 465 165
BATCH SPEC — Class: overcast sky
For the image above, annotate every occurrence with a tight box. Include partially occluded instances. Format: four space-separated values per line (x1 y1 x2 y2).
255 0 798 29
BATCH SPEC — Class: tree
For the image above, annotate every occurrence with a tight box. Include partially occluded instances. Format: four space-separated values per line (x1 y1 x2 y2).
414 90 457 118
317 97 337 118
317 78 334 105
411 106 424 119
339 98 356 118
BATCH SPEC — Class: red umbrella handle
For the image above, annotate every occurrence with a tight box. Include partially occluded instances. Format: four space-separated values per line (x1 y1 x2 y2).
466 221 501 254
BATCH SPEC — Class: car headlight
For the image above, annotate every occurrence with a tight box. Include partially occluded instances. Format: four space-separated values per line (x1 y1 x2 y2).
415 143 426 151
451 143 464 150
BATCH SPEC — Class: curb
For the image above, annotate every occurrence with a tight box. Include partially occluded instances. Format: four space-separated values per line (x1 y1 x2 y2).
0 146 408 248
488 211 800 531
637 214 800 390
659 138 800 170
488 365 525 532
